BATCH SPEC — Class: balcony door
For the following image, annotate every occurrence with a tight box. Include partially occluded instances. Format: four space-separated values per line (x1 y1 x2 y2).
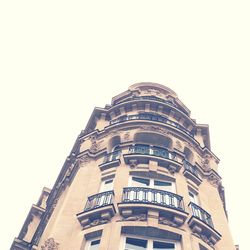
129 177 176 205
123 236 177 250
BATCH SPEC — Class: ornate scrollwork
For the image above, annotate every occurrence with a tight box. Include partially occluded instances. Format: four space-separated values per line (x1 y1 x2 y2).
41 238 59 250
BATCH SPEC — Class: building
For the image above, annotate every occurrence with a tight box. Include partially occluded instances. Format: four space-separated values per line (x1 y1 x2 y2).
11 82 236 249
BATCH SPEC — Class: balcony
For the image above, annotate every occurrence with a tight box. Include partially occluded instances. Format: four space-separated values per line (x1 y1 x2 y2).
110 113 194 138
124 145 182 172
118 187 188 225
114 95 189 115
188 202 221 245
183 160 202 185
77 191 116 228
99 150 121 171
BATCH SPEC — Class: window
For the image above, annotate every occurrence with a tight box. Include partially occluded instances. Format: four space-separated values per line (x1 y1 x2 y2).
188 190 199 205
123 237 177 250
125 237 147 249
129 177 177 206
100 178 114 192
199 244 208 250
86 238 100 250
130 177 174 192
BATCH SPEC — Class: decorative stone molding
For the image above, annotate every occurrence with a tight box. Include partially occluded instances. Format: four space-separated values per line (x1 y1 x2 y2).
201 154 212 172
79 155 91 166
64 163 75 178
109 131 120 138
193 232 216 248
158 217 180 228
122 213 147 222
123 132 130 141
89 136 102 153
128 159 138 169
82 218 110 229
139 125 171 137
207 173 221 188
175 140 183 150
168 165 176 175
41 238 59 250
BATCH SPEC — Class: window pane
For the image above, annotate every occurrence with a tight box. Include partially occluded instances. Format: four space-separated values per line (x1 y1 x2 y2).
102 179 113 192
154 180 172 191
125 237 147 250
89 239 100 250
132 177 150 187
153 241 175 250
189 191 198 204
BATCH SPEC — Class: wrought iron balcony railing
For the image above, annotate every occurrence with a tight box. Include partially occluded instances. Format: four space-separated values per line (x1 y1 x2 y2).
110 113 194 137
114 95 189 115
128 145 176 161
189 202 214 228
122 187 185 211
183 160 199 177
84 191 114 212
103 150 121 163
133 96 178 108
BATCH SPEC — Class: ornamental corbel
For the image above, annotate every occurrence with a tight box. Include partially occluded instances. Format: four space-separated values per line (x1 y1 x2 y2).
41 238 59 250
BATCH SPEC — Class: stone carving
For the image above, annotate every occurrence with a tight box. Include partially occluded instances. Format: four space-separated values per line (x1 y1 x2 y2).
193 232 215 247
201 154 211 172
128 159 138 169
139 125 170 136
207 174 221 188
123 132 130 141
82 218 110 229
168 165 176 175
175 140 183 150
89 136 101 153
122 213 147 221
158 217 179 228
65 163 75 178
79 155 91 166
52 197 59 209
41 238 59 250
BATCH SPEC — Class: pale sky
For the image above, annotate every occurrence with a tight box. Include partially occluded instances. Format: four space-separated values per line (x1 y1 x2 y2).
1 1 249 249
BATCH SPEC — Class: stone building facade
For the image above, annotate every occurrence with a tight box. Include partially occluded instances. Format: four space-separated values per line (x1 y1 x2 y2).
11 83 236 249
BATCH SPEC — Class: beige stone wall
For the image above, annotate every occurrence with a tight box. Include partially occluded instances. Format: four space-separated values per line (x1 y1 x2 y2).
28 83 235 250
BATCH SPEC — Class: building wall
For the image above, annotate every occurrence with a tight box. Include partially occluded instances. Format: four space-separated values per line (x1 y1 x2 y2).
12 83 236 250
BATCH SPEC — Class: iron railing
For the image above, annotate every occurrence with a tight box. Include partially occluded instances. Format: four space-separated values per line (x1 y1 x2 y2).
103 150 121 163
84 191 114 212
122 187 185 211
110 113 194 137
189 202 214 228
133 96 178 108
115 95 185 113
183 160 199 177
128 144 176 161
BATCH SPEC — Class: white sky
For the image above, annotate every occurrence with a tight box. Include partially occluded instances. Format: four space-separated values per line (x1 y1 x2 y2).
0 1 249 249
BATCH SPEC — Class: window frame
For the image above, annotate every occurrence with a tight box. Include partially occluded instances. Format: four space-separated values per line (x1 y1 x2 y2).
100 178 114 192
188 189 199 205
85 238 101 250
120 235 181 250
129 176 176 193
